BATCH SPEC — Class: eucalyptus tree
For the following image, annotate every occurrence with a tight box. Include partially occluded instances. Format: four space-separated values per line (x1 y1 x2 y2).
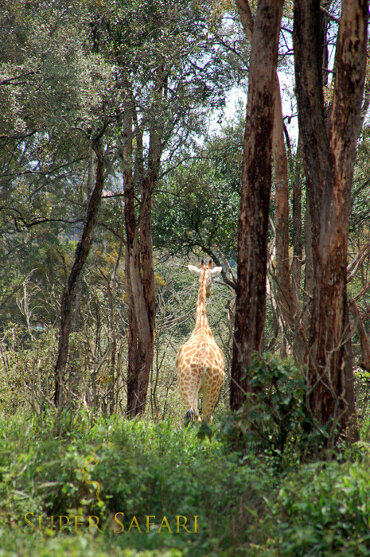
0 0 115 323
0 0 90 326
235 0 307 369
229 0 368 446
88 0 241 416
293 0 368 440
230 0 283 410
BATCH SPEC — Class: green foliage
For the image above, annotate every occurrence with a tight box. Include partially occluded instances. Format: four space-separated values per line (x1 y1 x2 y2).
0 325 57 413
0 411 275 555
218 354 321 466
0 410 369 556
354 368 370 441
153 118 244 260
276 460 370 556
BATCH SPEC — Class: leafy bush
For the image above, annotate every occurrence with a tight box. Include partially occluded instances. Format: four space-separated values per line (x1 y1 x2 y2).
354 368 370 440
0 411 276 555
218 354 314 466
0 409 369 555
0 325 57 414
276 460 370 556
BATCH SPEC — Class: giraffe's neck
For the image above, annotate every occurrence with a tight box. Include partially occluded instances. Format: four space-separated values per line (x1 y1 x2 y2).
193 272 212 335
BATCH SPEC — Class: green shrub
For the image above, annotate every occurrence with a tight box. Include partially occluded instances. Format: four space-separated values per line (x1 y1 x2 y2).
1 408 368 556
354 368 370 441
218 354 314 466
0 411 276 555
276 460 370 556
0 325 57 414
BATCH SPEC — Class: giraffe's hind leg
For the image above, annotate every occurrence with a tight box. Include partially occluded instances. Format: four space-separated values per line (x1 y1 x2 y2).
184 409 195 426
202 370 224 422
179 365 202 426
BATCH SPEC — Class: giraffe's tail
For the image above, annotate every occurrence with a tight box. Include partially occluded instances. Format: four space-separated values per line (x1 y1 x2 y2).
184 409 195 426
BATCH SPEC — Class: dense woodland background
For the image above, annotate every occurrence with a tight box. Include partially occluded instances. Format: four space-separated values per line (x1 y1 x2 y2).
0 0 369 555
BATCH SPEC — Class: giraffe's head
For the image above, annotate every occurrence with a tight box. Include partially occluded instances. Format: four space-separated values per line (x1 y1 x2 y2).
188 260 222 297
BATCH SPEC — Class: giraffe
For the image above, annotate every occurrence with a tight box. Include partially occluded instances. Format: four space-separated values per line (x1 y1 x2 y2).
176 260 225 424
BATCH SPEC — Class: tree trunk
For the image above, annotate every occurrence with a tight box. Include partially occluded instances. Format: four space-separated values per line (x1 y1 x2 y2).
236 0 307 367
272 72 307 363
303 194 315 332
293 0 368 440
123 105 157 418
124 179 155 417
71 145 98 334
230 0 283 411
54 135 104 408
291 142 303 309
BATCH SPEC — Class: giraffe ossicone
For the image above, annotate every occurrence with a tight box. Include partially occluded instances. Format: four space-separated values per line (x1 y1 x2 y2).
176 260 225 424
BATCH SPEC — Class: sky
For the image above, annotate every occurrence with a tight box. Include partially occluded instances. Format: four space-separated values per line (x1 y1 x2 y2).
209 69 299 149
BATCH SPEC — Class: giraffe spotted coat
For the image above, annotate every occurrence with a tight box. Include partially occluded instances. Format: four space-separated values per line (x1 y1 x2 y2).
176 261 225 422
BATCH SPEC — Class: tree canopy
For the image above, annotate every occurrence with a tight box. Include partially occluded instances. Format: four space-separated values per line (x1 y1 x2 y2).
0 0 368 436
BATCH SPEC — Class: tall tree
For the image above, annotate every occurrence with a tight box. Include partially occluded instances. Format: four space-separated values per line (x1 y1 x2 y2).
122 96 159 417
98 0 237 416
235 0 307 364
293 0 368 439
0 0 120 406
54 132 105 407
230 0 283 411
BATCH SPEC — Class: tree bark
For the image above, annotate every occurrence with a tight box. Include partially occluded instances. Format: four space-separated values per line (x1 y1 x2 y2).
124 177 156 417
230 0 283 411
303 194 315 332
236 0 307 367
123 102 158 418
54 135 105 408
272 72 307 363
293 0 368 439
291 142 303 309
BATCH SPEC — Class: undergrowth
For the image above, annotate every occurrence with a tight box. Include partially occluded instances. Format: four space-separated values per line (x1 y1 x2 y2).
0 407 369 556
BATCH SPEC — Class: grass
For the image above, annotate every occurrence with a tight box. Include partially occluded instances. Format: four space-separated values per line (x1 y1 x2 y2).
0 408 369 556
